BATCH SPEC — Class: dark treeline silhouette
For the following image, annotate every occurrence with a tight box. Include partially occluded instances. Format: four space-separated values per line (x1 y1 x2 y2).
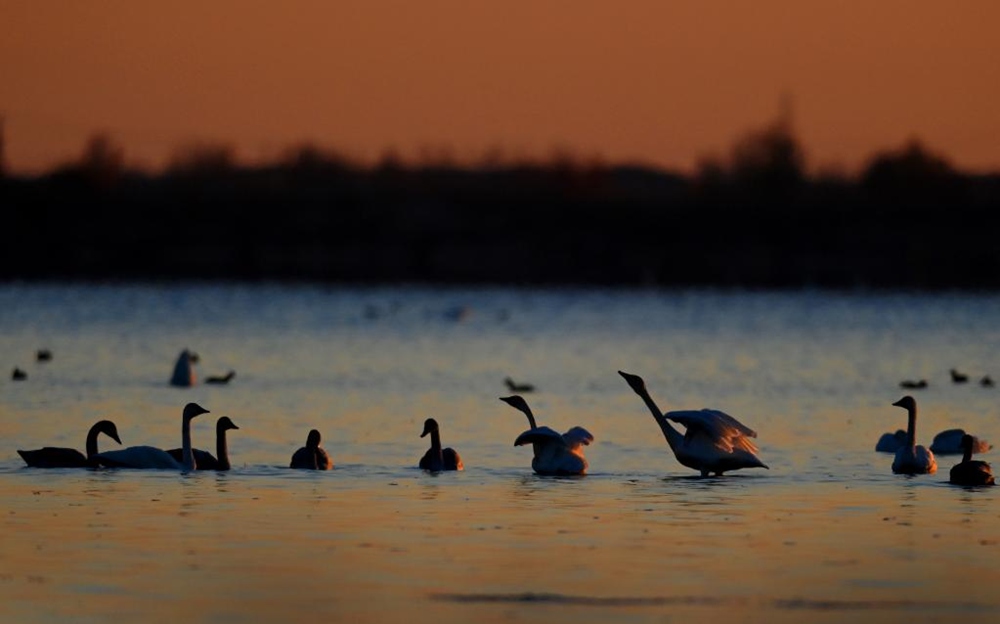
3 118 999 289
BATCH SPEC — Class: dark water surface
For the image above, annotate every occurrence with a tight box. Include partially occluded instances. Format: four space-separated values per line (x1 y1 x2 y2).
2 285 999 623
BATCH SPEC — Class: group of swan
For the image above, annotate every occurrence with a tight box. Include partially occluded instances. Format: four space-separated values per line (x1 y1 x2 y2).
876 394 994 485
18 403 237 471
16 371 992 484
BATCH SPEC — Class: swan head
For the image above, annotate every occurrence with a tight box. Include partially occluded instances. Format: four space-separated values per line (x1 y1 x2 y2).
97 420 123 445
499 395 530 413
217 416 239 432
306 429 322 448
420 418 439 438
618 370 646 394
183 402 210 421
892 395 916 412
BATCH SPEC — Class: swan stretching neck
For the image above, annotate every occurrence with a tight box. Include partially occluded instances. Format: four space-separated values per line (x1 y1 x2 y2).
618 370 767 477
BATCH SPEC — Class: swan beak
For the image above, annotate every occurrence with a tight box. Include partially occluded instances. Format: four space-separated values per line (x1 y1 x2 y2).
420 424 431 438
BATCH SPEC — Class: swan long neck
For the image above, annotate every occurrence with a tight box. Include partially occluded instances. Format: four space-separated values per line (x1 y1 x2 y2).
638 388 683 450
521 405 538 430
962 443 973 464
182 417 195 470
85 425 101 458
430 428 443 461
905 407 917 449
216 427 230 471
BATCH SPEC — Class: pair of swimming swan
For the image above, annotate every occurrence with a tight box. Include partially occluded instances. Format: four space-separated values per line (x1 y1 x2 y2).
885 395 994 484
19 403 241 471
496 372 766 477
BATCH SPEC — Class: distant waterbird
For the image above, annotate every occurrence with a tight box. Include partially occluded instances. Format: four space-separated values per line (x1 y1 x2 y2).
206 370 236 385
899 379 927 390
170 349 197 387
950 368 969 384
504 377 535 393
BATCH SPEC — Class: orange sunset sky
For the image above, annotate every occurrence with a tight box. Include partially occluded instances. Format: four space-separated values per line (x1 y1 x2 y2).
2 1 998 176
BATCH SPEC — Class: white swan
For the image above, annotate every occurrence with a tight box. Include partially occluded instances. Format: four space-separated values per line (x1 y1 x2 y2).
618 370 768 476
889 395 937 475
418 418 463 471
929 428 992 455
949 434 995 486
289 429 333 470
17 420 122 468
499 395 593 476
95 403 209 470
168 416 240 470
170 349 196 387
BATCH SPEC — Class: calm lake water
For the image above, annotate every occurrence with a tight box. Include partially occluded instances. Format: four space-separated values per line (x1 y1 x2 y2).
2 284 999 623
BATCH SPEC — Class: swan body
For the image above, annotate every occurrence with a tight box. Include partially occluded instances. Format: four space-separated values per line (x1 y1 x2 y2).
618 370 767 476
170 349 196 387
419 418 463 471
167 416 240 470
18 420 122 468
290 429 333 469
949 434 995 486
929 428 992 455
95 402 209 470
500 395 593 476
890 395 937 475
875 429 907 453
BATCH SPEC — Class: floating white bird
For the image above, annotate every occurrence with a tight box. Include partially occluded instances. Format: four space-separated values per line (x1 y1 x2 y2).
929 428 992 455
889 395 937 475
95 402 209 470
949 434 995 486
289 429 333 470
170 349 196 387
875 429 907 453
618 370 768 476
17 420 122 468
499 395 593 476
168 416 240 470
418 418 463 471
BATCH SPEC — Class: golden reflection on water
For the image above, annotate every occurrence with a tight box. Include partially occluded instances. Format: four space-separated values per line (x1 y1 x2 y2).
4 287 1000 622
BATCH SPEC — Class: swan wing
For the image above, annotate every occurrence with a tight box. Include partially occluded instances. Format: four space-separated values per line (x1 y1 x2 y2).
667 409 758 453
561 426 594 449
95 446 184 469
514 426 565 447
